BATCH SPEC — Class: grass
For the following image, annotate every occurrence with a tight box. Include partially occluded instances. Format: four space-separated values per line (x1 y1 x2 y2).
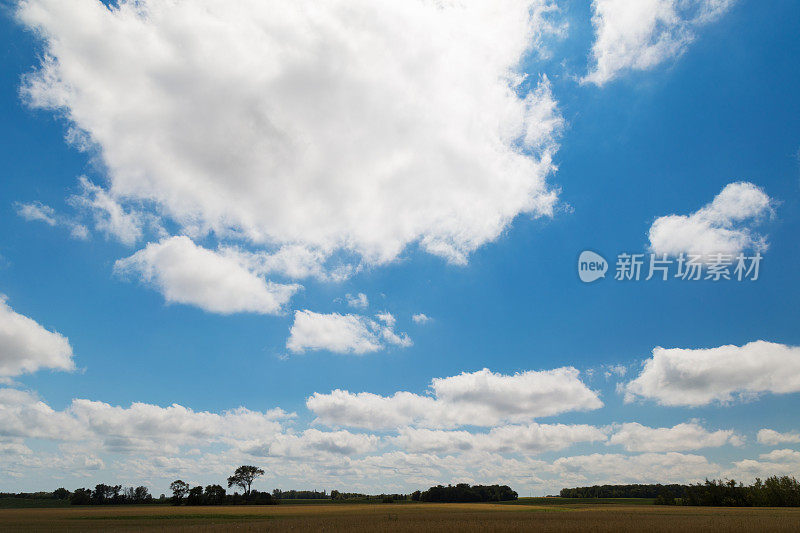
508 497 657 505
1 502 800 532
0 498 71 509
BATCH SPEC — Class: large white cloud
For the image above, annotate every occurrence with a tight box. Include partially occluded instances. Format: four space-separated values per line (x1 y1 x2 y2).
648 182 773 257
394 423 607 455
18 0 564 266
307 367 602 429
757 429 800 446
0 297 75 378
624 341 800 407
551 452 718 485
726 449 800 481
583 0 735 86
114 236 300 314
286 310 412 355
607 421 741 452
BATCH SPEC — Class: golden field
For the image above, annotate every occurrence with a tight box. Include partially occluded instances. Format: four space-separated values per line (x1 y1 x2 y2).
2 503 800 532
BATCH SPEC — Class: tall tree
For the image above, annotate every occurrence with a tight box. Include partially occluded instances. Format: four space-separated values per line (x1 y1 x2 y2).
227 465 265 496
169 480 190 505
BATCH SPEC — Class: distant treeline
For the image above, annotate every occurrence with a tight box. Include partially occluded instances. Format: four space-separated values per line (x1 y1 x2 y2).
560 484 684 499
2 482 518 507
0 485 160 506
273 489 328 499
412 484 518 502
561 476 800 507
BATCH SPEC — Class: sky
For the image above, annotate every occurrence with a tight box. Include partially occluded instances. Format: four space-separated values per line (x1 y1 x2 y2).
0 0 799 497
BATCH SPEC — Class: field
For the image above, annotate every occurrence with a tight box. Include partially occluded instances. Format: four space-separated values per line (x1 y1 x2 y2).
2 501 800 532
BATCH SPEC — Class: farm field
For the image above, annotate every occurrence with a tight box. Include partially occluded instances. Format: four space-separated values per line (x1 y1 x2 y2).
2 502 800 532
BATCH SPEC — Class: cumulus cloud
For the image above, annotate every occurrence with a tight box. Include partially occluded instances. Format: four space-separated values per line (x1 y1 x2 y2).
247 429 380 458
624 341 800 407
307 367 602 429
18 0 564 267
0 389 324 455
0 297 75 378
394 423 607 455
114 236 300 314
648 182 774 258
757 429 800 446
286 310 411 355
550 452 718 485
727 449 800 481
583 0 735 86
608 421 741 452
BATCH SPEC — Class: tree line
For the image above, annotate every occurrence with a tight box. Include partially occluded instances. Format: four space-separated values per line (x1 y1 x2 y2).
411 484 518 502
561 476 800 507
2 479 518 507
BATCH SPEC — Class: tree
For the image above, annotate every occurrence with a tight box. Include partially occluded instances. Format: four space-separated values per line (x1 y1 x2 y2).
186 486 204 505
53 488 70 500
92 484 121 504
170 480 190 505
204 484 226 505
70 488 92 505
227 465 265 497
134 486 152 503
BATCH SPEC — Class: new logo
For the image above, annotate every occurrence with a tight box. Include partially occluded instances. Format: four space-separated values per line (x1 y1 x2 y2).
578 250 607 283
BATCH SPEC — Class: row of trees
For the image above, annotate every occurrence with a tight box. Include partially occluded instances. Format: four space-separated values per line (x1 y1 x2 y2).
26 485 158 505
274 489 329 499
561 476 800 507
169 465 275 505
560 484 685 499
413 484 518 502
666 477 800 507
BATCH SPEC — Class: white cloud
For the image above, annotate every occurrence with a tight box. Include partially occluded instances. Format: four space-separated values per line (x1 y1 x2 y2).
757 429 800 446
114 236 300 314
0 297 74 378
16 202 56 226
0 387 293 456
70 177 144 246
758 449 800 463
394 423 607 455
624 341 800 407
286 310 411 355
375 312 396 327
221 245 354 282
550 452 718 485
0 385 785 495
15 201 89 240
608 421 741 452
727 449 800 481
247 429 380 458
307 367 602 429
648 181 774 257
346 293 369 309
583 0 735 86
0 389 81 440
603 364 626 379
18 0 564 267
412 313 431 324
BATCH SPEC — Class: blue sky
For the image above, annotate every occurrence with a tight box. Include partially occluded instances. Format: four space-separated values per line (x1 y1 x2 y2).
1 0 799 495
